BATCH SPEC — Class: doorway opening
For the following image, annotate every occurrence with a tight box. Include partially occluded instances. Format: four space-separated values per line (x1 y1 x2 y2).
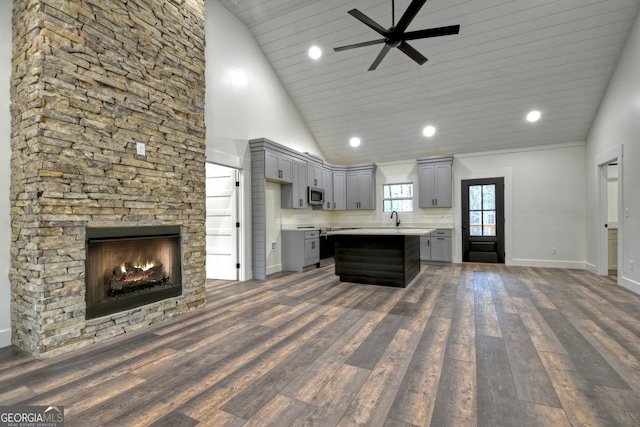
596 145 623 281
461 177 505 263
606 163 619 279
206 163 240 280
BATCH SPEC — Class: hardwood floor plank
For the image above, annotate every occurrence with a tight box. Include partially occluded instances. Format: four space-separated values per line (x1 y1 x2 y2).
474 290 502 338
519 402 571 427
570 297 640 361
148 411 199 427
445 293 476 363
521 278 557 310
345 313 406 370
539 307 629 389
290 364 371 426
243 394 307 427
279 311 380 402
487 270 518 314
430 358 476 427
387 316 451 426
337 328 421 427
570 317 640 394
400 280 443 332
510 297 567 354
475 334 523 426
593 385 640 426
539 351 619 427
498 311 561 407
0 385 36 405
192 408 244 427
2 264 640 426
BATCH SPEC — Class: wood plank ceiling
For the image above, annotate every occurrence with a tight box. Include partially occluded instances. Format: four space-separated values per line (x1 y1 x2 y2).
217 0 640 164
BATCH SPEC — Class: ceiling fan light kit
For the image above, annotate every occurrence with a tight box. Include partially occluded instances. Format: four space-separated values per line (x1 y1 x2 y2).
334 0 460 71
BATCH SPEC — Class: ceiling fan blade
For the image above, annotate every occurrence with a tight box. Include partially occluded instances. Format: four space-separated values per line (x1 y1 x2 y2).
398 41 428 65
368 45 392 71
393 0 428 35
348 9 389 37
333 38 386 52
403 25 460 40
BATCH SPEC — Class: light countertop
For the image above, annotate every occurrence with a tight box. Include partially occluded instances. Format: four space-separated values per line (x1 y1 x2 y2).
327 228 436 236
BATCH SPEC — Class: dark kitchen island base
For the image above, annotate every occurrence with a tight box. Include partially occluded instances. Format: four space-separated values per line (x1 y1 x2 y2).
333 234 421 288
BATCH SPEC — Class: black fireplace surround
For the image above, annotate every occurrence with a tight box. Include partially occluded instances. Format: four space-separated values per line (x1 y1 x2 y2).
85 226 183 320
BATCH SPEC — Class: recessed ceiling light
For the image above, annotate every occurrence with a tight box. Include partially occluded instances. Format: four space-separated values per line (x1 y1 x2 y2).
349 137 361 147
423 125 436 137
526 110 541 122
308 46 322 60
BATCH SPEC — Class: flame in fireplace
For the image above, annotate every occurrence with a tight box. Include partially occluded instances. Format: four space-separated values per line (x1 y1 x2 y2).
120 260 156 273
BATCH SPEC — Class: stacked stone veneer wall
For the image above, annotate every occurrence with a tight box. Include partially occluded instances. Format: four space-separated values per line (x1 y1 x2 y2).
10 0 206 359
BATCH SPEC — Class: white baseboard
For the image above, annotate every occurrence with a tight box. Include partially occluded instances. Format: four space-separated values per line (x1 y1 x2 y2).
620 276 640 296
584 262 597 274
266 263 282 276
510 258 587 270
0 329 11 348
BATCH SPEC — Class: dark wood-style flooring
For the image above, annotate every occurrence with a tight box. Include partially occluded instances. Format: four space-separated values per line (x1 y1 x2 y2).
2 264 640 426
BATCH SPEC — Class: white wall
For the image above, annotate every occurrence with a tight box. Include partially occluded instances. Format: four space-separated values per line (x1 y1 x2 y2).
1 2 12 347
205 0 325 280
455 144 587 268
205 0 322 158
281 144 587 269
586 8 640 293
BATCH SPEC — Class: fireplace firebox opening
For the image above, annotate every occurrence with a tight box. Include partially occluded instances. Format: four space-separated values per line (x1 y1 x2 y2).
86 226 183 320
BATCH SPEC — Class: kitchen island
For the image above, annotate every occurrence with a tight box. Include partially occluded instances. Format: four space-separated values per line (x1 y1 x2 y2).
326 228 435 287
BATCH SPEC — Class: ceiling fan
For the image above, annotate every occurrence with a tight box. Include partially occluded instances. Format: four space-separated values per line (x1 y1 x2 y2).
333 0 460 71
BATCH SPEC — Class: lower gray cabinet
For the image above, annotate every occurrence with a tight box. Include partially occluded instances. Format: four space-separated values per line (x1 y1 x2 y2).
420 229 452 262
282 230 320 272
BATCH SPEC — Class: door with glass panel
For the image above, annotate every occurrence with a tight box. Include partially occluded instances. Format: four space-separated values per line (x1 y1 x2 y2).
461 178 504 263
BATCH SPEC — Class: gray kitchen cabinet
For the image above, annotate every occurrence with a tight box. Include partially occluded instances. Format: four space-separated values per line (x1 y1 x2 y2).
332 168 347 210
307 159 323 188
265 150 293 183
420 229 452 262
346 166 376 210
322 168 334 210
418 156 453 208
281 160 307 209
282 229 320 272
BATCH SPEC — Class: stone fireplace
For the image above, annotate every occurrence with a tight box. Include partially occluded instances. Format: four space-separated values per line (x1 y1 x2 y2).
10 0 207 358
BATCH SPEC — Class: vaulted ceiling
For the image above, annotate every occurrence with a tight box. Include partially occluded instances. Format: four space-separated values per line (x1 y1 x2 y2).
218 0 640 164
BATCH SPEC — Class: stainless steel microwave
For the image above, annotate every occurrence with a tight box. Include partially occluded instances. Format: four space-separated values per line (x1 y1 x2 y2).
308 186 324 205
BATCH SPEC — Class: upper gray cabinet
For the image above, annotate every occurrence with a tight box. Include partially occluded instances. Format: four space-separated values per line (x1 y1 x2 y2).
346 165 376 210
307 158 323 188
418 156 453 208
282 160 307 209
332 168 347 211
322 167 334 210
265 150 292 183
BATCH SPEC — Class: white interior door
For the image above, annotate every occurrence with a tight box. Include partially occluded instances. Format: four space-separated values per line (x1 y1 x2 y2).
206 163 238 280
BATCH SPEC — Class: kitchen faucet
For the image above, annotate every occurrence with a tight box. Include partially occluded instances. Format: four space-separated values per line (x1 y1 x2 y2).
390 211 400 227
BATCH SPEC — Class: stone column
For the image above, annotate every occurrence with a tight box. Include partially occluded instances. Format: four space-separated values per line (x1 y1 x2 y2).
10 0 207 358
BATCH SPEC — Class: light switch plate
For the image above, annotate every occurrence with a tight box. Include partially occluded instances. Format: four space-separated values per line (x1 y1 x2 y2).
136 142 146 156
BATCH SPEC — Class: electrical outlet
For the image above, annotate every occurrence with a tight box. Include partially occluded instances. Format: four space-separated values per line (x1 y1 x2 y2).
552 247 557 255
631 260 635 271
136 142 146 156
271 242 277 250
